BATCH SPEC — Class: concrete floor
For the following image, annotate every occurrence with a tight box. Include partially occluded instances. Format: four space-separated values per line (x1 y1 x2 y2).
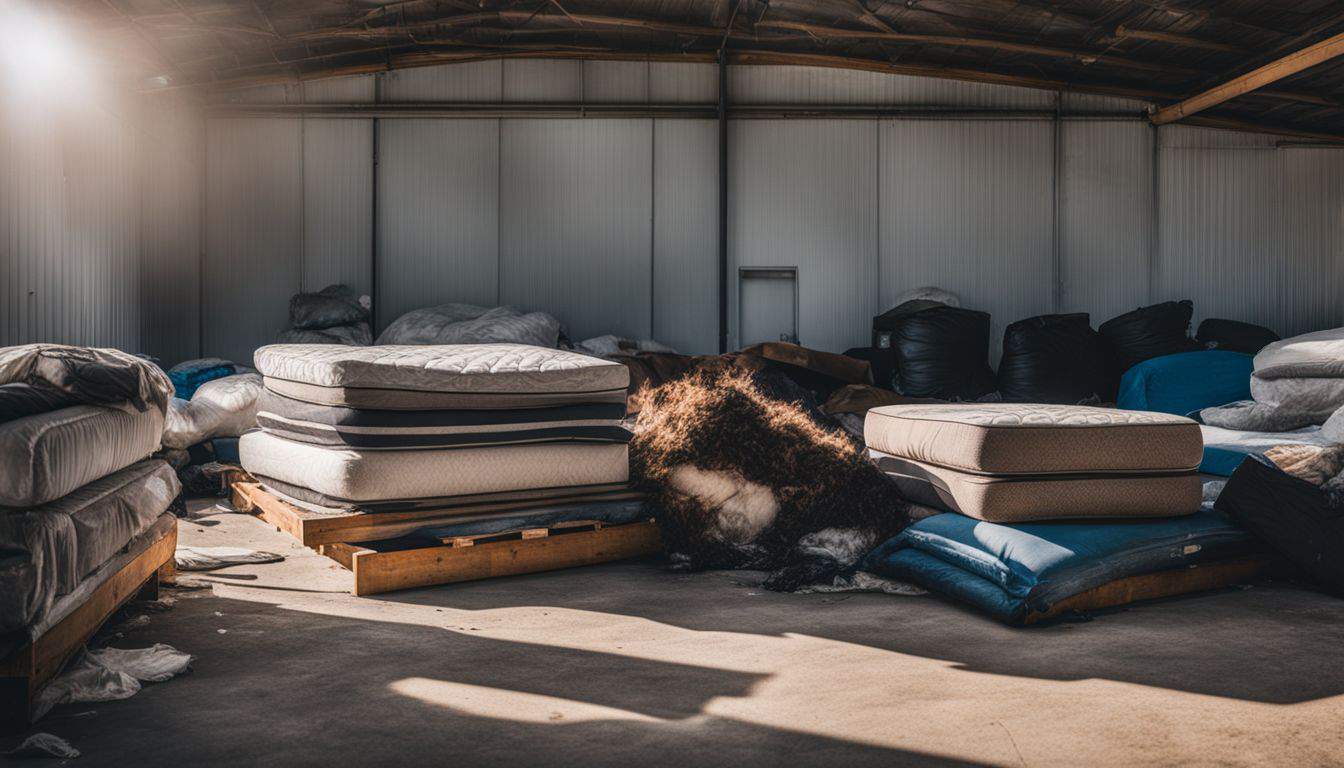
11 500 1344 767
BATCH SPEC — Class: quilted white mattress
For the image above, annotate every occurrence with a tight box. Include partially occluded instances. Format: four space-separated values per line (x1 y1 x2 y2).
240 430 630 502
255 344 627 397
0 404 165 508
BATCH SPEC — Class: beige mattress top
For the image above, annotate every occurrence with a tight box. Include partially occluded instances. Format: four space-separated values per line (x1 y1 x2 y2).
864 403 1202 476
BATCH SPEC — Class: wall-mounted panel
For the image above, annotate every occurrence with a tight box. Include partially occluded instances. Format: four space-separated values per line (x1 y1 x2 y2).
499 119 653 341
303 119 373 294
880 120 1054 362
1059 120 1152 323
140 101 204 365
583 61 649 102
377 119 500 327
503 60 582 101
653 119 718 353
381 61 503 102
730 120 878 353
731 65 1053 108
204 118 302 365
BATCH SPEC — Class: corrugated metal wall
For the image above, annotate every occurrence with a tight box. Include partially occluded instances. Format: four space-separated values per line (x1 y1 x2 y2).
0 76 203 363
175 61 1343 365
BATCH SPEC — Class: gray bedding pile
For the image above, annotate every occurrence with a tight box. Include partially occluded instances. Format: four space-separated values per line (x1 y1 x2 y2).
0 344 180 640
242 343 638 520
1201 327 1344 436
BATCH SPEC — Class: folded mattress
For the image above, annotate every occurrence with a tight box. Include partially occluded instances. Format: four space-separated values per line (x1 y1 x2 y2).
871 451 1201 522
864 403 1203 476
862 505 1258 625
257 473 636 514
240 430 629 503
255 344 628 410
1198 424 1333 477
255 390 630 449
0 459 180 634
1250 328 1344 417
0 404 165 508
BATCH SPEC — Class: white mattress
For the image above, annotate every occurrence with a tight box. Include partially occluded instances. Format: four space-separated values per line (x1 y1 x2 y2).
254 343 628 404
240 430 630 503
0 404 165 508
0 459 179 634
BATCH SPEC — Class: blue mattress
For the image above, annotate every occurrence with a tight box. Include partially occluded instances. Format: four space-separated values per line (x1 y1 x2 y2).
862 507 1257 625
1199 424 1330 476
1117 350 1252 416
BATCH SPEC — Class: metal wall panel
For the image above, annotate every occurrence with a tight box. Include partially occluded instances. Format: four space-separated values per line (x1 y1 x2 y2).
583 61 649 102
731 65 1053 108
730 120 879 353
1061 92 1151 114
381 61 503 102
499 119 653 341
880 120 1054 362
204 118 302 365
377 119 500 326
303 119 373 294
139 100 204 365
302 75 375 104
503 60 582 101
648 62 717 103
1157 131 1344 338
1059 120 1153 323
653 119 718 353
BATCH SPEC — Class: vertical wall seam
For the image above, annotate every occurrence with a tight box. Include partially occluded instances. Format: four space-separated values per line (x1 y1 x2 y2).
299 83 307 293
875 119 882 319
1149 123 1160 303
1051 90 1062 313
649 117 657 339
370 73 382 333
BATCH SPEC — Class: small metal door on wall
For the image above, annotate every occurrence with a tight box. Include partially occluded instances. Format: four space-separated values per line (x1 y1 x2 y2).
738 267 799 348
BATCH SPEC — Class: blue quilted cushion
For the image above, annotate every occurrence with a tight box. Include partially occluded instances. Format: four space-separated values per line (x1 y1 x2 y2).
1116 350 1251 416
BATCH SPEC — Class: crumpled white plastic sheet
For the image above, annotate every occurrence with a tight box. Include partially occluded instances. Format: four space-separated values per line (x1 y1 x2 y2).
797 571 927 596
174 546 284 572
3 732 82 759
31 643 193 721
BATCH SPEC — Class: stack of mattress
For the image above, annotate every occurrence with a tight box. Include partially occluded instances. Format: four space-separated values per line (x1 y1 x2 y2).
865 403 1204 522
1 382 179 644
859 403 1256 623
241 344 639 526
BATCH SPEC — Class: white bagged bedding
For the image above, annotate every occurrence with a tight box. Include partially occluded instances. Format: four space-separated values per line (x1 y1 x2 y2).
240 430 629 503
1251 327 1344 417
162 373 263 449
0 405 165 508
0 460 179 634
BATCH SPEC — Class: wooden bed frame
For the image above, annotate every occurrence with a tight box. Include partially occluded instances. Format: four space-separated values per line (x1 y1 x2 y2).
0 522 178 732
229 474 662 596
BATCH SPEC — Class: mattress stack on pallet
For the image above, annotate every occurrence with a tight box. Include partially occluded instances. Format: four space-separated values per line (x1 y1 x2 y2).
859 403 1266 624
1 346 180 676
240 343 644 537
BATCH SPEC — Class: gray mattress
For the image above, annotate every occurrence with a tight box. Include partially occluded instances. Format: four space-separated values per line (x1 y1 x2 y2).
0 404 165 508
0 459 180 635
255 389 631 449
255 343 628 410
239 430 630 503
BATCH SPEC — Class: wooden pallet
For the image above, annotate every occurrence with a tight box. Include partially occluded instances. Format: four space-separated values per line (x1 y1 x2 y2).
229 476 662 596
229 476 645 547
0 522 177 732
1023 557 1272 625
321 518 662 596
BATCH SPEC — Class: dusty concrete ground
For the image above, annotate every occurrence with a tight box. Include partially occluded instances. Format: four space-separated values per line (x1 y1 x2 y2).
9 499 1344 767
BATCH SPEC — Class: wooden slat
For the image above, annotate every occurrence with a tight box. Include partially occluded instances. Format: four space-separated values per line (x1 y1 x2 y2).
349 520 662 596
1024 558 1270 625
319 542 374 571
230 479 644 546
1151 32 1344 124
0 522 177 730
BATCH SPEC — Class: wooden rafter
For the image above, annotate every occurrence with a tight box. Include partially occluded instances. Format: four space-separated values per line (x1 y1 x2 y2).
1151 31 1344 125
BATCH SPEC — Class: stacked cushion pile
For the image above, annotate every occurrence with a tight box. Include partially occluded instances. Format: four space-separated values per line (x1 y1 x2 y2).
859 402 1247 624
1 346 180 641
241 344 637 518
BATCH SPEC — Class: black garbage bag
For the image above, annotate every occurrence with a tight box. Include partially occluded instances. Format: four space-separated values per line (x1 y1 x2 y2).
1196 318 1280 355
996 313 1106 403
844 347 895 391
289 284 369 331
1216 456 1344 597
883 305 995 400
1098 300 1199 376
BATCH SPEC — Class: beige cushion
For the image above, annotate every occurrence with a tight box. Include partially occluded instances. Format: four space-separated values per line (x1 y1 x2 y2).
871 451 1201 522
864 403 1202 476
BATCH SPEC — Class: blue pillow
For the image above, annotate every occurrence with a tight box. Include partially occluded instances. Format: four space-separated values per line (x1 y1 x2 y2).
1116 350 1252 416
862 510 1256 624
